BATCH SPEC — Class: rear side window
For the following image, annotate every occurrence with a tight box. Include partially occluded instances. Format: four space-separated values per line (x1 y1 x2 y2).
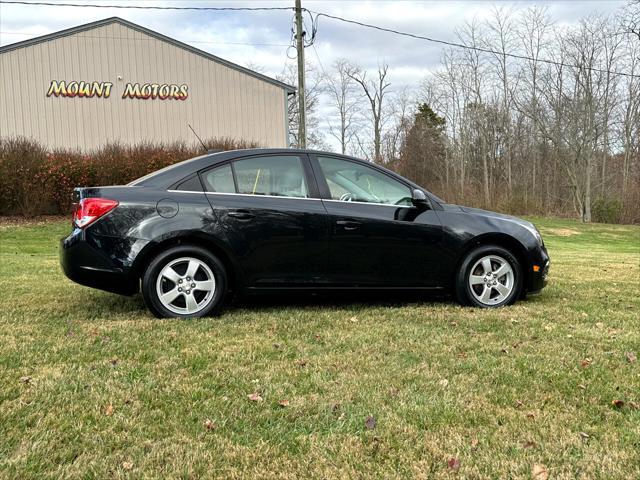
202 164 235 193
200 156 309 198
233 156 308 198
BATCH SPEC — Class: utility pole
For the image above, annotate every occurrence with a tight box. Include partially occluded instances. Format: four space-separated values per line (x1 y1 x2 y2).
295 0 306 148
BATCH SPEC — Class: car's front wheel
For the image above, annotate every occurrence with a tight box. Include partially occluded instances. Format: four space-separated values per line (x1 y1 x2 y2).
142 245 227 318
455 245 522 308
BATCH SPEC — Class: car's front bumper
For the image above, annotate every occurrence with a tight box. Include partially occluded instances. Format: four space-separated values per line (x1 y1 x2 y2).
60 228 139 295
528 245 550 294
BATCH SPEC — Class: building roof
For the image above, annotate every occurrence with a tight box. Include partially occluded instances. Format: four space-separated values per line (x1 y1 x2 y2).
0 16 295 93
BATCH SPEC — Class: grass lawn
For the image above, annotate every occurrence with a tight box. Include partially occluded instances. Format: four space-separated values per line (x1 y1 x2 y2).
0 217 639 479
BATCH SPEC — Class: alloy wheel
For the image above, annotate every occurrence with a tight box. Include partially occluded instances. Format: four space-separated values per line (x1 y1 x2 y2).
156 257 216 315
468 254 515 306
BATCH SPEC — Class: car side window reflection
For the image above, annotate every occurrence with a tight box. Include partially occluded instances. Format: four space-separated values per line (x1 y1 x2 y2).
233 156 308 198
202 164 235 193
317 156 412 206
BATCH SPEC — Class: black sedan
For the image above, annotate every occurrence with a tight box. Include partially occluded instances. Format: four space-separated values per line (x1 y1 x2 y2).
60 149 549 317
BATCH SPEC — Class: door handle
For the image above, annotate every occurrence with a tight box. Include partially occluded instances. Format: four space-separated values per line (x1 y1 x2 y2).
228 209 255 220
336 219 360 231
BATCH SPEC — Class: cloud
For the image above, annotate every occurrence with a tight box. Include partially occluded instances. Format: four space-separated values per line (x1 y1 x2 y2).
0 0 627 149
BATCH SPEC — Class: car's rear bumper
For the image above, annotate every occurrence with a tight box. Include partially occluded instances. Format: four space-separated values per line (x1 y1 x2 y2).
60 229 139 295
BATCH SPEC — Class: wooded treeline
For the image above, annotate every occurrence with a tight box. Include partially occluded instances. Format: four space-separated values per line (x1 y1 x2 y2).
287 4 640 223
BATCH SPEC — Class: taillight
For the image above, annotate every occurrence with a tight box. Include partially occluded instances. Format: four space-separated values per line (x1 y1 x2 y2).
73 198 119 228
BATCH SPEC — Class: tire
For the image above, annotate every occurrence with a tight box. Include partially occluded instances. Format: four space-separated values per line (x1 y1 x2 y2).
454 244 522 308
142 245 227 318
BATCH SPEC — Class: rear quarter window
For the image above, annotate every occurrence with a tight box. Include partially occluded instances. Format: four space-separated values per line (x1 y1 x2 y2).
175 175 204 192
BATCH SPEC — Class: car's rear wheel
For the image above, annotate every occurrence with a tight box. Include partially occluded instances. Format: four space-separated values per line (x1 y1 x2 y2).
142 245 227 318
455 245 522 308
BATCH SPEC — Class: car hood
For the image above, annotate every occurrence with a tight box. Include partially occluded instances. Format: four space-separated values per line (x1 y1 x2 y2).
441 203 535 228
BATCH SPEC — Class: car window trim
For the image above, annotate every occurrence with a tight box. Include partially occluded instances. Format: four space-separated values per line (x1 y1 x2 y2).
167 189 323 201
322 198 413 209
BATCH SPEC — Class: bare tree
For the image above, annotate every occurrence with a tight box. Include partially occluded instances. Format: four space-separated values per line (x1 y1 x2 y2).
348 63 391 164
323 59 362 154
277 62 325 149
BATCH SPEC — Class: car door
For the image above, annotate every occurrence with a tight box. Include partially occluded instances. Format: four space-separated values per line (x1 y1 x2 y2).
310 154 444 287
200 154 329 288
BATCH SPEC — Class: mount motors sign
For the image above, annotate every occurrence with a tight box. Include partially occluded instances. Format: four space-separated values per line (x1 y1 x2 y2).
46 80 189 100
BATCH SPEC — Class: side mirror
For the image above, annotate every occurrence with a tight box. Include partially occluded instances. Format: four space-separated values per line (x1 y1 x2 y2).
411 189 429 209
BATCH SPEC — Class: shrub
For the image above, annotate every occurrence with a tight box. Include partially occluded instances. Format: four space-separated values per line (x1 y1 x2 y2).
0 136 257 216
592 197 623 224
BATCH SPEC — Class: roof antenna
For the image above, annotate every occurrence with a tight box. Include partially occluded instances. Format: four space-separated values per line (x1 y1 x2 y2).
188 123 208 153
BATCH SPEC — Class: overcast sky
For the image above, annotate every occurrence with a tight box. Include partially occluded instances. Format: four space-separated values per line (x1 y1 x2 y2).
0 0 627 82
0 0 629 148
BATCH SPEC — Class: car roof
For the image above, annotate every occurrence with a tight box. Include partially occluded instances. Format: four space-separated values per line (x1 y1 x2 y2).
130 148 373 188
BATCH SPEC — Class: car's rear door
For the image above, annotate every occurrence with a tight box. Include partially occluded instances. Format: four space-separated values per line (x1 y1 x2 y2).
310 154 444 287
200 153 329 288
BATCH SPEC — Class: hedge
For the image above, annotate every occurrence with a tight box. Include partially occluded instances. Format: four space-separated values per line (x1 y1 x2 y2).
0 137 257 216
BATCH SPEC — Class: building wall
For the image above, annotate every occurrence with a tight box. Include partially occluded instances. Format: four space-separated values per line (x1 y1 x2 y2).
0 22 289 150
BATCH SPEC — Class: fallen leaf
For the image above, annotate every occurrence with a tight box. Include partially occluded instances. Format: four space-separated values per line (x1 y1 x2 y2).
122 461 133 471
447 457 460 472
515 400 524 408
581 358 592 368
626 352 637 364
278 399 290 407
578 384 587 390
19 376 32 384
203 419 216 430
612 399 624 408
458 351 467 358
579 431 590 439
365 415 376 430
247 393 263 402
104 404 114 416
295 359 307 367
331 403 341 414
439 379 449 388
273 343 281 350
470 438 479 450
389 387 400 397
349 316 358 323
522 440 536 449
526 412 536 420
532 463 548 480
629 401 639 410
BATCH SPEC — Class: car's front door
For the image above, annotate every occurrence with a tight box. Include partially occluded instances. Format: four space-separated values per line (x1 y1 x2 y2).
201 154 329 288
311 155 444 287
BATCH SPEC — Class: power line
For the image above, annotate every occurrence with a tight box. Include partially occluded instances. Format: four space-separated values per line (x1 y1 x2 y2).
2 0 638 78
0 1 294 11
311 10 640 79
0 30 290 47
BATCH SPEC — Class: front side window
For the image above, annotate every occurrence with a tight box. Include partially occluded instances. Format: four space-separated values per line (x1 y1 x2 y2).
233 156 308 198
317 156 412 206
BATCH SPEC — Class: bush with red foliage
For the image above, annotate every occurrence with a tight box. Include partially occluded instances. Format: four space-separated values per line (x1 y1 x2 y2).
0 136 257 216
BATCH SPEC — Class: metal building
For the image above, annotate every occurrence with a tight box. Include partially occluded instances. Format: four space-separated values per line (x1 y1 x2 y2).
0 17 294 150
